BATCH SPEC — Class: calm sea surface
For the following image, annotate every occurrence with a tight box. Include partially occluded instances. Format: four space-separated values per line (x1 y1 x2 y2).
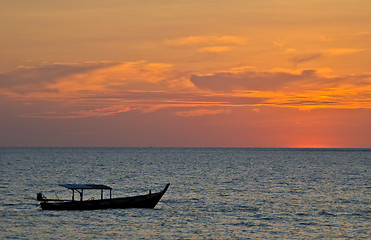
0 148 370 239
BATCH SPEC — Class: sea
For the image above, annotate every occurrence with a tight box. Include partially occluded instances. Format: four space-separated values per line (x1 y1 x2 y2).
0 148 370 239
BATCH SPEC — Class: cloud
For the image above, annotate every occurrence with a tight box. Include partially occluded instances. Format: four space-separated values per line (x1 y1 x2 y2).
318 35 334 42
0 62 116 92
0 61 200 118
191 67 371 109
175 109 231 117
198 46 234 53
1 62 370 120
191 67 371 93
286 48 365 66
165 35 246 47
0 61 194 97
191 69 318 92
356 31 371 38
23 105 133 119
164 35 246 53
324 48 366 56
289 53 323 66
1 61 267 118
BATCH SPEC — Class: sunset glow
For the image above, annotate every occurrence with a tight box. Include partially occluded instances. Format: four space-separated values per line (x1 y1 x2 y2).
0 0 370 147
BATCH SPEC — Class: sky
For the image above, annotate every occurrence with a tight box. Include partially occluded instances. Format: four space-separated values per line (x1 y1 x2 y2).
0 0 370 147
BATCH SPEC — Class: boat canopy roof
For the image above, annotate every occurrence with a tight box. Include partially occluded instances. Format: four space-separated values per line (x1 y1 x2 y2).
60 184 112 190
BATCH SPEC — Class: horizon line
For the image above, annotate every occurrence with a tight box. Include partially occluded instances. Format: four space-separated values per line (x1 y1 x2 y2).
0 146 370 149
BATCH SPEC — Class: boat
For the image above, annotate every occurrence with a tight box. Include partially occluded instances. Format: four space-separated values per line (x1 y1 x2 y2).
37 183 170 210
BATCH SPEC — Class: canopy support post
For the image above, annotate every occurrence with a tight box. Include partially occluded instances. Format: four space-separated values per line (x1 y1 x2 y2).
75 189 83 201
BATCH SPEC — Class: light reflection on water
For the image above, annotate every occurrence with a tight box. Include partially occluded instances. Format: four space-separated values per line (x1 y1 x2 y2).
0 148 370 239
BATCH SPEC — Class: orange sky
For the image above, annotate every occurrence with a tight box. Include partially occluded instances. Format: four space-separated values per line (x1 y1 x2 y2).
0 0 370 147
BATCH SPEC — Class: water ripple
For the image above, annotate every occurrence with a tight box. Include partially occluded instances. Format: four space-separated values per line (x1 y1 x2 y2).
0 147 370 239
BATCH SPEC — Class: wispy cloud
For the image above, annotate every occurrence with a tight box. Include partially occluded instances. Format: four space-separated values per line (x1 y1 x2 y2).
164 35 246 53
175 109 231 117
324 48 366 56
0 61 198 118
289 53 323 66
165 35 246 46
198 46 234 53
23 105 133 119
0 61 193 97
191 69 319 92
0 62 116 93
1 61 370 119
286 47 366 66
191 67 371 109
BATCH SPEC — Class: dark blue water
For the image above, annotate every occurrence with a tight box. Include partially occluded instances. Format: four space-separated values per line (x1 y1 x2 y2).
0 148 370 239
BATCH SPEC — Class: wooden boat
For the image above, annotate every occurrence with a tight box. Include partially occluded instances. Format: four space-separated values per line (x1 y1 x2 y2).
37 183 170 210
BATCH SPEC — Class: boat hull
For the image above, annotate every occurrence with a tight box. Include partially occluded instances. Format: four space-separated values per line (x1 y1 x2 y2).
40 184 169 210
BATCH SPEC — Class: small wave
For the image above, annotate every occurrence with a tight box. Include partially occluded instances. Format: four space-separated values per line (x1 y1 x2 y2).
346 213 363 217
2 203 16 206
230 221 255 227
340 211 371 218
296 212 311 216
252 214 275 221
236 205 259 212
318 210 336 217
299 222 317 226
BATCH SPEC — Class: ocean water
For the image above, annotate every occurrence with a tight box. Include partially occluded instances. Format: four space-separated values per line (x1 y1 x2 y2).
0 148 370 239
